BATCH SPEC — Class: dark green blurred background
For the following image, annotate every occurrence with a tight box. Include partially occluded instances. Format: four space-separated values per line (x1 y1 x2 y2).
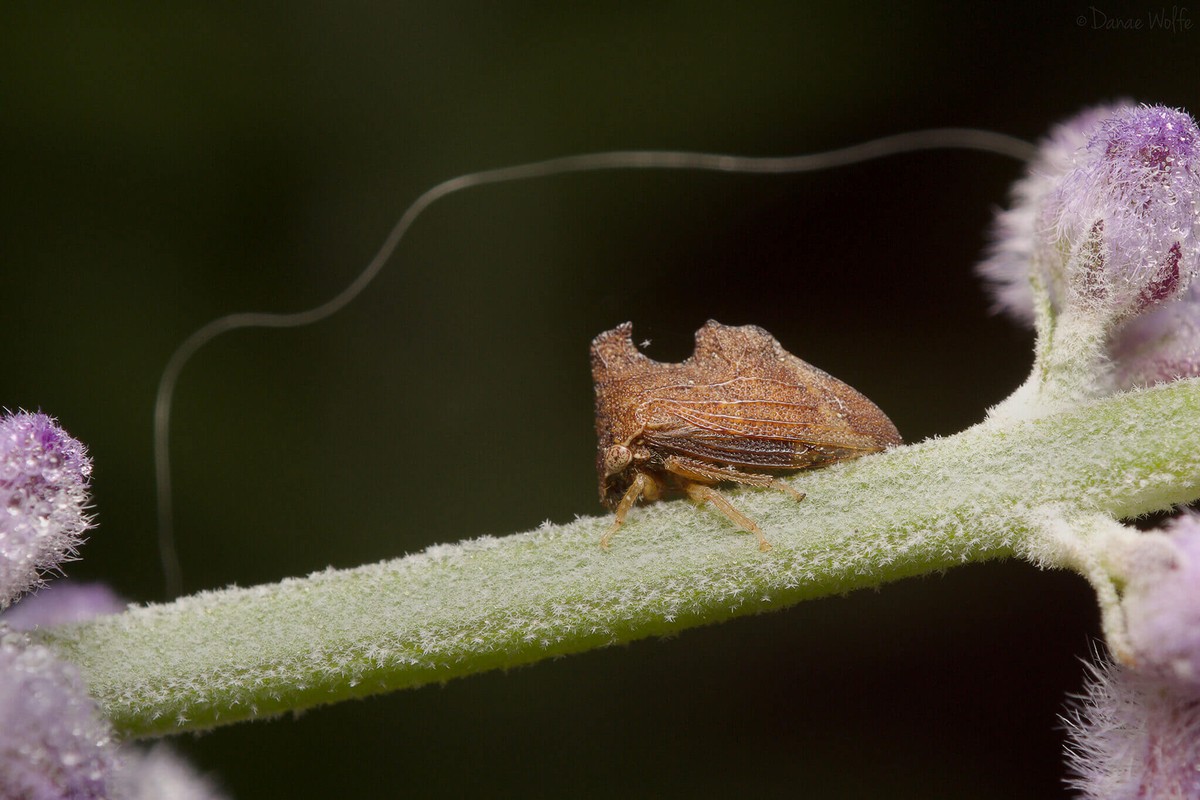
3 3 1197 797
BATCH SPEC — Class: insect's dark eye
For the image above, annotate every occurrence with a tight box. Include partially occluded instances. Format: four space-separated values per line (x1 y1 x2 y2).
603 445 632 476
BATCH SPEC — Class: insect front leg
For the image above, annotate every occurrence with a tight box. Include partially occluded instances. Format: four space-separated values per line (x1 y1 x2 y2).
683 482 772 552
600 471 649 550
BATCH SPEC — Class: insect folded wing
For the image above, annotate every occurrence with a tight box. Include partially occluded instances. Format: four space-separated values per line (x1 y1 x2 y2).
642 427 798 469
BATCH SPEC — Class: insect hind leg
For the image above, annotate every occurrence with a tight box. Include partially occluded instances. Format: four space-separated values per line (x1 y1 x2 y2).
664 456 806 502
683 482 772 552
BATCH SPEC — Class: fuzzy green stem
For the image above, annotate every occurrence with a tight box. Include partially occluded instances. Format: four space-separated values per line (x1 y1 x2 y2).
37 379 1200 739
987 305 1112 422
1016 510 1143 662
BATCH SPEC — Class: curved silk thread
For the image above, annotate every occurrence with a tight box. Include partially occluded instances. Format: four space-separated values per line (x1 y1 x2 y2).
154 129 1036 598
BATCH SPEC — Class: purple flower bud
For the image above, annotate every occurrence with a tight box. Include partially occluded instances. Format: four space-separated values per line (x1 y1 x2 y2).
982 104 1200 325
1048 105 1200 316
1107 281 1200 388
1122 515 1200 689
112 744 229 800
2 582 125 631
0 631 117 799
980 103 1121 323
1065 657 1200 799
0 412 94 609
0 587 230 798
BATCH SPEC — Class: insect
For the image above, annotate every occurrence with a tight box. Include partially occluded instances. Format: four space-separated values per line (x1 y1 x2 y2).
591 320 901 551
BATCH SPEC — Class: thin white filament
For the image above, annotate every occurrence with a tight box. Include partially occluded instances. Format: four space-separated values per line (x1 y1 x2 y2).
154 128 1036 598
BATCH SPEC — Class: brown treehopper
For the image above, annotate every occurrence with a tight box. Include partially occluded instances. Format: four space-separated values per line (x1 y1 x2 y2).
590 320 902 552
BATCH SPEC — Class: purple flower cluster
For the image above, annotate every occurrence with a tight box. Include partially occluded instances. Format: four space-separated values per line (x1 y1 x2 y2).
1122 515 1200 690
981 104 1200 794
1109 280 1200 387
3 582 124 631
981 103 1121 323
1046 105 1200 318
0 631 116 799
0 412 226 798
981 104 1200 385
1066 658 1200 798
1070 515 1200 796
0 411 94 609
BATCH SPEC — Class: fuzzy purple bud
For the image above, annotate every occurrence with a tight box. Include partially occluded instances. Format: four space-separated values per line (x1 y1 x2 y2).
980 103 1120 323
0 412 94 609
2 582 125 631
0 586 230 798
1122 515 1200 688
0 631 117 799
981 104 1200 325
1065 657 1200 799
1048 105 1200 317
1108 280 1200 388
112 745 229 800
